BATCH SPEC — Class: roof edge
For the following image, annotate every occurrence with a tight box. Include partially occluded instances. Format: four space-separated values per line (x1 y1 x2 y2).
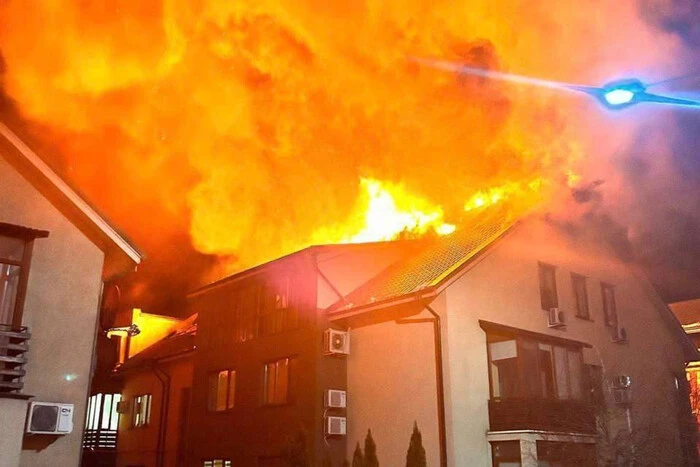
0 122 143 265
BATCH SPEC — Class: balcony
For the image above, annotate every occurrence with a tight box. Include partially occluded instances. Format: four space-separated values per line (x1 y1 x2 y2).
0 324 30 395
488 398 597 434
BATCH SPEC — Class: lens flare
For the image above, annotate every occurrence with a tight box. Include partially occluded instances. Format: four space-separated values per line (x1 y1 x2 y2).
603 89 636 106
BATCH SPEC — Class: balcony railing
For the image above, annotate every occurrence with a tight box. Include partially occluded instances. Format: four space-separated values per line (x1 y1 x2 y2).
488 397 597 434
0 324 30 394
83 429 118 450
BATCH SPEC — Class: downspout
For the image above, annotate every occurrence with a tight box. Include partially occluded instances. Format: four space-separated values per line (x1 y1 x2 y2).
151 361 171 467
424 303 448 467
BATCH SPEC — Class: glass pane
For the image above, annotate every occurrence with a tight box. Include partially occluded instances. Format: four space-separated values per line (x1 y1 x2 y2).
521 340 541 397
568 351 583 399
539 265 558 310
538 345 555 398
207 373 218 411
101 394 112 429
275 359 289 404
213 461 223 467
554 347 570 399
92 394 103 430
217 371 228 411
85 396 95 429
489 340 517 398
0 263 20 325
110 394 121 430
265 363 275 404
0 236 24 262
145 395 152 424
227 371 236 409
573 276 589 318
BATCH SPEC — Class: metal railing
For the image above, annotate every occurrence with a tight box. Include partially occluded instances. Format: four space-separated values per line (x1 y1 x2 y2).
0 324 30 394
83 429 118 450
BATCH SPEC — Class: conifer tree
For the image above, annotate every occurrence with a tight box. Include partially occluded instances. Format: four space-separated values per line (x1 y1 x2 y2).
364 430 379 467
352 442 365 467
405 422 427 467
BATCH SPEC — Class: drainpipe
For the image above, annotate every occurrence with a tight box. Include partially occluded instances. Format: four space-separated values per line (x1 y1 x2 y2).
151 361 171 467
424 303 448 467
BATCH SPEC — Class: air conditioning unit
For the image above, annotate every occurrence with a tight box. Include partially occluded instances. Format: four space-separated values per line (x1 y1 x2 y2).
547 308 566 328
325 389 347 409
612 374 632 389
115 399 130 414
612 327 628 344
326 416 347 436
26 402 74 435
613 388 632 406
324 329 350 356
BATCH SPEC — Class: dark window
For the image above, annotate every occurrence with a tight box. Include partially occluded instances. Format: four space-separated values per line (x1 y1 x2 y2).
262 358 291 405
538 263 558 311
490 440 521 466
488 334 584 400
258 277 298 337
601 283 618 328
584 364 604 408
207 370 235 412
571 274 590 319
132 394 152 427
0 233 38 327
237 285 259 342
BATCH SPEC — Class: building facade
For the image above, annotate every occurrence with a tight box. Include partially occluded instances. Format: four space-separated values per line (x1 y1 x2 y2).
110 207 696 466
0 121 141 466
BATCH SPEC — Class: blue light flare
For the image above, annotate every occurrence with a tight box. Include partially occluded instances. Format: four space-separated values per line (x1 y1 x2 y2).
604 89 636 106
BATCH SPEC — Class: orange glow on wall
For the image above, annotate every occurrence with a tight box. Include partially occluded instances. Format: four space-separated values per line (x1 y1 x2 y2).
127 308 181 359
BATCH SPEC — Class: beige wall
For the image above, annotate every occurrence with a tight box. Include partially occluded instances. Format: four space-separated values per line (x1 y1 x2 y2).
346 308 440 466
0 399 30 467
444 218 688 465
0 156 105 466
116 357 193 467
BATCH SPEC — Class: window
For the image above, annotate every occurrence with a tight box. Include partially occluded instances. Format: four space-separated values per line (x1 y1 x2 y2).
235 285 259 343
207 370 236 411
0 226 48 327
538 263 558 311
132 394 152 427
487 333 584 400
258 277 298 337
263 358 291 405
571 274 590 319
601 283 618 328
203 461 232 467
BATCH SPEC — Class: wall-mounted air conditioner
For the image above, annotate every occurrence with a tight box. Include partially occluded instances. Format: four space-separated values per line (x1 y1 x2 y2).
612 327 628 344
26 402 74 435
325 389 347 409
324 329 350 356
326 416 347 436
547 308 566 328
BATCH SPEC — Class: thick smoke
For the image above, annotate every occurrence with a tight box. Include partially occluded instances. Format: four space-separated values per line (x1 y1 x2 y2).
0 1 697 310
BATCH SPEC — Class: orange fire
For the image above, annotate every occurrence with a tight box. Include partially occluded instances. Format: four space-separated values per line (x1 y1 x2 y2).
313 177 455 244
0 1 684 276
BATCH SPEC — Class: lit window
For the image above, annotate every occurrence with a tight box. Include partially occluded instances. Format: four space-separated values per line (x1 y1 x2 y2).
571 274 589 319
207 370 236 412
203 460 232 467
263 358 291 405
538 263 558 311
132 394 152 427
258 277 298 337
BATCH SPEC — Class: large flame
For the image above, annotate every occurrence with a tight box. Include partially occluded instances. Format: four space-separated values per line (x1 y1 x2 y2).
0 1 685 280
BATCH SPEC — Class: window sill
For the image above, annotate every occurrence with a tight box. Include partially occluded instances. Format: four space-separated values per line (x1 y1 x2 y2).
260 402 294 409
575 316 594 322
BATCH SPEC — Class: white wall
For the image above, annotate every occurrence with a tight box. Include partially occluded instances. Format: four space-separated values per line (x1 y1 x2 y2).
443 218 688 465
346 308 440 467
0 155 105 466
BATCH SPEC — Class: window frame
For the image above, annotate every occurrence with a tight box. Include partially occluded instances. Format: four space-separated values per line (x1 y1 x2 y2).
571 273 591 320
202 460 232 467
207 369 236 412
601 282 618 328
261 357 293 406
485 329 585 401
131 394 152 428
538 262 559 311
0 223 49 328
